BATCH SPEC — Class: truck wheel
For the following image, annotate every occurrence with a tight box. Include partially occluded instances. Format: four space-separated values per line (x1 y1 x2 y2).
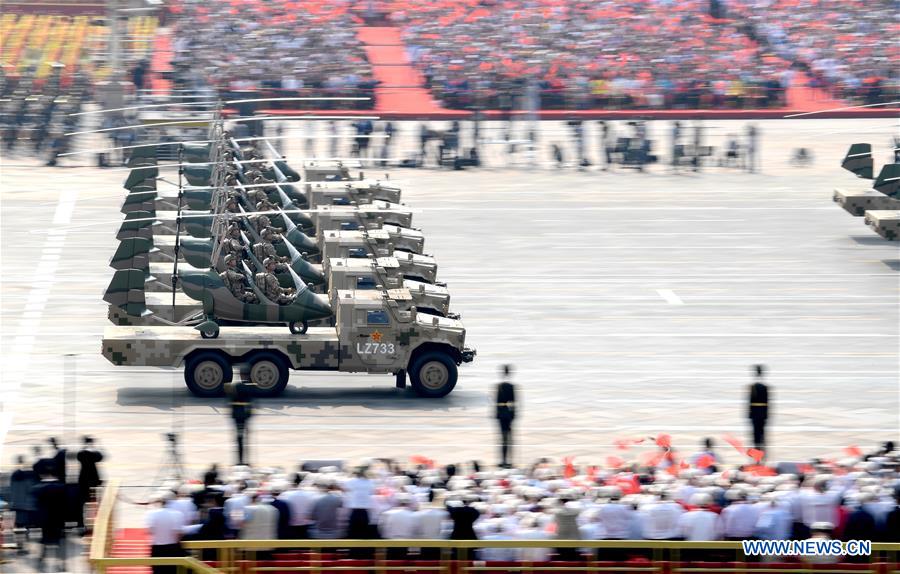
184 352 232 397
409 352 457 398
241 352 289 397
289 320 308 335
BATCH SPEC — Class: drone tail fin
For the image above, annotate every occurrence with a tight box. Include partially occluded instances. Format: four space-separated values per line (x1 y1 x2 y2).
873 163 900 198
841 143 873 179
104 268 150 317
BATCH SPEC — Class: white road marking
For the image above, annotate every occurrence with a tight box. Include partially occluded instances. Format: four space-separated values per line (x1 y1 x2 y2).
657 289 684 305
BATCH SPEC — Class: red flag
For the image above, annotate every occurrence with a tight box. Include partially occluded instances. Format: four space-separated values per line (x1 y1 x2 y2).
844 445 863 458
656 434 672 449
563 457 576 479
606 456 624 468
695 454 715 469
723 434 745 453
747 449 765 463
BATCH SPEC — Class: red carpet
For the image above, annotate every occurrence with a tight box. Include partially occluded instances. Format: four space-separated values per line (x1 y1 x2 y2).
357 26 447 114
149 28 173 95
108 527 151 574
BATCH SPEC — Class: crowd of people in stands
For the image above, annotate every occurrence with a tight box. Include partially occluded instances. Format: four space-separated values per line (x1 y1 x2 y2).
392 0 792 110
729 0 898 105
165 0 377 108
140 439 900 565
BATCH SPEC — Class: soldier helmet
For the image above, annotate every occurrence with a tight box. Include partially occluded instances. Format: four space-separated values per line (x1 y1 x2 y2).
224 253 236 264
263 257 276 268
260 227 273 240
258 215 271 226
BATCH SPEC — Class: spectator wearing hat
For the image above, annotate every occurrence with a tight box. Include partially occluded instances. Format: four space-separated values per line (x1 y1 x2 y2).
679 493 722 541
146 492 185 574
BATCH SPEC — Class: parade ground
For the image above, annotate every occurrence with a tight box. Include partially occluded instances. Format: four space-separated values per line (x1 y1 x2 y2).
1 118 898 525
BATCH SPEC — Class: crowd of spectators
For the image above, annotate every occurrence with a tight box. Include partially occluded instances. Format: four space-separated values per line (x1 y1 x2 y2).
142 439 900 565
165 0 377 109
392 0 793 111
729 0 898 105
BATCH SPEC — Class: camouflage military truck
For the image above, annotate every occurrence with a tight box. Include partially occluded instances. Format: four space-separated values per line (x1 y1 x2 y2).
102 289 475 398
833 143 900 216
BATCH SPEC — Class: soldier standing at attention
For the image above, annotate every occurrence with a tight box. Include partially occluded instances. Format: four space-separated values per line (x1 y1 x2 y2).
226 382 255 466
748 364 770 455
220 254 258 303
255 258 295 304
495 365 516 468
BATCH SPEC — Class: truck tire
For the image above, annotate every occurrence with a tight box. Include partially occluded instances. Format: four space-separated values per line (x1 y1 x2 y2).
240 352 289 397
409 351 457 398
184 351 232 397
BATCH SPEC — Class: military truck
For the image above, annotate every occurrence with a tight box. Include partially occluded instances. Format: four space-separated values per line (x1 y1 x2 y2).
102 289 475 398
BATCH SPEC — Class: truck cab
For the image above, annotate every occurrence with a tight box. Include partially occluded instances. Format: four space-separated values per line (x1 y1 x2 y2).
328 257 451 317
310 202 414 232
320 230 437 283
306 183 401 208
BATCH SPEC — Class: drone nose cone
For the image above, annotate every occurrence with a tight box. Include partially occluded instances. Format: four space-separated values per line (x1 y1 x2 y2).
313 293 333 318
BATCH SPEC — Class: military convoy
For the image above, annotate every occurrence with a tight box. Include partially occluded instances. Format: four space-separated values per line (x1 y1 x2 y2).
101 117 475 398
833 143 900 240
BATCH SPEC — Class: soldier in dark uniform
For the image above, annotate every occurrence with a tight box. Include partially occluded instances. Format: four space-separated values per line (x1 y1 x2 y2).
748 364 770 455
226 382 255 466
494 365 516 468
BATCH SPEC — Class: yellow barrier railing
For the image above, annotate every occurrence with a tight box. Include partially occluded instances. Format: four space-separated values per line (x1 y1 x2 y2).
88 478 119 564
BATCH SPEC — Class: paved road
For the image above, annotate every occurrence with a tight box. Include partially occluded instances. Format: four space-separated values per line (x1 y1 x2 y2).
1 119 898 528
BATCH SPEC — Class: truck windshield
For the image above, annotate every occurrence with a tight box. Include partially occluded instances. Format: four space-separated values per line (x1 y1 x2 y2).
367 310 389 325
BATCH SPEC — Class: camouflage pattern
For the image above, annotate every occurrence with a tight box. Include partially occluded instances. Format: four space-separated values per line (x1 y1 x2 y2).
177 268 332 324
108 292 200 326
833 189 900 216
864 210 900 241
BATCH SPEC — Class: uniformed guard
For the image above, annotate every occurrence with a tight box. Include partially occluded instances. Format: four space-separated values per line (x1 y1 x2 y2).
255 258 295 304
252 229 288 272
748 364 770 455
494 364 516 468
226 381 255 466
220 254 258 303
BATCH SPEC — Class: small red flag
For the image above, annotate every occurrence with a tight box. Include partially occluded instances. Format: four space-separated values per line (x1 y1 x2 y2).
695 454 715 469
723 434 745 453
844 445 863 458
656 434 672 449
606 456 624 468
747 448 765 463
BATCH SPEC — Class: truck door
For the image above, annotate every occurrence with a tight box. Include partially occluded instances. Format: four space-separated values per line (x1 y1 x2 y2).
351 308 401 369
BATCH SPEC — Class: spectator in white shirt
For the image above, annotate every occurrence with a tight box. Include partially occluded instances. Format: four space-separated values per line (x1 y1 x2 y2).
279 473 317 539
800 477 841 529
415 489 449 559
641 491 684 540
597 491 633 540
145 492 185 574
343 467 375 539
754 493 793 541
720 489 760 540
166 485 199 526
679 493 722 541
378 495 417 559
479 519 516 562
223 481 250 533
239 490 278 556
515 514 551 562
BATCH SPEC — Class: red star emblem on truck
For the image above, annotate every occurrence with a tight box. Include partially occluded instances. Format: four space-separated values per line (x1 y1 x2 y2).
370 331 383 342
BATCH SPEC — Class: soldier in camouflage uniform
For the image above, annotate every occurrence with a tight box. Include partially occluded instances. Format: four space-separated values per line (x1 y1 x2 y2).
255 258 295 304
224 194 241 213
220 254 258 303
221 224 245 258
252 228 289 272
255 196 279 213
254 214 283 237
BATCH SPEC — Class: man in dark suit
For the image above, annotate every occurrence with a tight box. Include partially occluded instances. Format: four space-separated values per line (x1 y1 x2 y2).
447 496 480 540
33 467 68 572
748 364 770 454
227 382 255 466
76 435 104 529
494 365 517 468
270 485 293 540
